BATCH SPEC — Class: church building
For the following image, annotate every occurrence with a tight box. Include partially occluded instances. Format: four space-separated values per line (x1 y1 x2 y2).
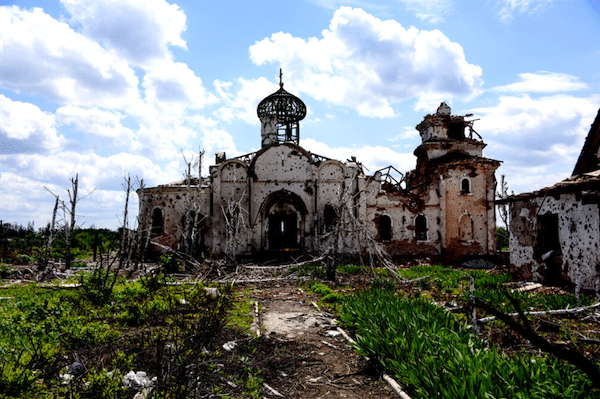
136 77 500 263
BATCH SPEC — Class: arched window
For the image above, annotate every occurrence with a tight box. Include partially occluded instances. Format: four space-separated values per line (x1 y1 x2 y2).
459 214 474 242
324 204 338 232
379 215 392 241
461 178 471 194
415 215 428 241
151 208 163 237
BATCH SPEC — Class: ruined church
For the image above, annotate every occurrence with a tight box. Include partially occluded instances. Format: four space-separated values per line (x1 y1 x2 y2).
137 78 500 262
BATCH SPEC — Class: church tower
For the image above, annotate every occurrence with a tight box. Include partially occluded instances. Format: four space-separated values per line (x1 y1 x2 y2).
257 70 307 148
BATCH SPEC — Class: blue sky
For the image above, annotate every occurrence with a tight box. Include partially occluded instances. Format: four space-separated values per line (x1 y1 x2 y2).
1 0 599 229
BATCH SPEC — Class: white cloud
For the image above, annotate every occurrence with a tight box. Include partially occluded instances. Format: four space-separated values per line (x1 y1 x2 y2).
0 95 67 154
142 62 218 111
0 6 140 109
57 106 134 146
250 7 483 118
61 0 187 67
394 0 453 23
471 94 600 193
310 0 452 23
0 151 169 228
301 138 416 173
495 0 554 22
213 77 279 125
493 72 589 93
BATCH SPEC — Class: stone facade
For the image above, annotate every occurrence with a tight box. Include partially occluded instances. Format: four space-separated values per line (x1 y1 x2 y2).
137 86 500 263
501 107 600 289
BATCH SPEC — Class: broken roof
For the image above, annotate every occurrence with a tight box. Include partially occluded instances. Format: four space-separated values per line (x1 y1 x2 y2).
497 170 600 204
572 106 600 176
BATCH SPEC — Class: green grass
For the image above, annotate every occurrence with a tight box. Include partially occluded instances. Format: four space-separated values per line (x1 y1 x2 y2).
339 289 595 399
0 273 238 398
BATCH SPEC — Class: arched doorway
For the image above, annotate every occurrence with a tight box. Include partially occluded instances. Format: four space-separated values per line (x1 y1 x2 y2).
261 190 307 252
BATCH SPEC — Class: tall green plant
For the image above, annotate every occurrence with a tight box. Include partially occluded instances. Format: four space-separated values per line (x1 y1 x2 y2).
340 289 595 398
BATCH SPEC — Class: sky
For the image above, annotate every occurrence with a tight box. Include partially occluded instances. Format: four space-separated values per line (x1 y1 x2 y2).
1 0 599 230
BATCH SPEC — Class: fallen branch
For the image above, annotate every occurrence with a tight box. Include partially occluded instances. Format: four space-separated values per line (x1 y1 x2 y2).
473 296 600 389
478 301 600 323
263 382 284 397
243 255 325 270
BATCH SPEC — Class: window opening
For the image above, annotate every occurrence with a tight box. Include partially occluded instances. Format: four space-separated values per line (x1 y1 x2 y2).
151 208 163 237
415 215 428 241
535 213 561 284
448 122 466 139
461 178 471 194
324 204 338 232
379 215 392 241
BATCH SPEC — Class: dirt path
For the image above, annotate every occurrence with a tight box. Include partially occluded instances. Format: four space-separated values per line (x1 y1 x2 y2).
247 282 397 398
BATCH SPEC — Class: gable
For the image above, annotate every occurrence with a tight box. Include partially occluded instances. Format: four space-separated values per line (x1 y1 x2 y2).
572 107 600 176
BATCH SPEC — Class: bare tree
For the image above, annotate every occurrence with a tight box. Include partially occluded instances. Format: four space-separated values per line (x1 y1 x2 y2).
221 194 249 261
496 175 511 248
179 148 207 257
321 169 399 281
40 195 59 270
44 174 94 269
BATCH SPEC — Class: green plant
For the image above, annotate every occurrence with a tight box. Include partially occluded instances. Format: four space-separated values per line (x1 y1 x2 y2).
0 265 11 278
111 351 136 372
323 292 343 303
160 254 181 274
84 369 128 399
339 289 595 398
371 277 396 291
311 283 333 296
338 264 365 275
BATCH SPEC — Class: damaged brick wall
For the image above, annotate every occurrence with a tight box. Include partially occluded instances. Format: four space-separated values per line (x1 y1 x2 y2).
509 193 600 289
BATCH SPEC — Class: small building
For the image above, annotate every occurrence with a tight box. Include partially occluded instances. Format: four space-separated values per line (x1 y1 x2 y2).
137 77 500 263
500 107 600 289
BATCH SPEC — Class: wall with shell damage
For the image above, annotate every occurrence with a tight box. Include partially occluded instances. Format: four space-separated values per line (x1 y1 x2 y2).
207 144 365 255
509 194 600 289
137 185 211 251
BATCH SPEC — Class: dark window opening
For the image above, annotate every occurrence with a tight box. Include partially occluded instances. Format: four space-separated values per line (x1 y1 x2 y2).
448 122 466 140
535 214 560 258
415 215 428 241
379 215 392 241
461 178 471 194
151 208 163 237
324 204 339 232
536 213 561 284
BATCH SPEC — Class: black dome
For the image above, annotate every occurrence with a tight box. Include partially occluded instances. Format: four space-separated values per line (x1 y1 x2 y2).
257 86 306 123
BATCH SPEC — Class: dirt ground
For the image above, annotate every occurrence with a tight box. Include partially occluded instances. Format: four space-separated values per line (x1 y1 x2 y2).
226 280 397 398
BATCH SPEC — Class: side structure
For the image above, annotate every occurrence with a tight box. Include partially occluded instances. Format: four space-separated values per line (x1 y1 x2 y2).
137 81 500 263
499 107 600 289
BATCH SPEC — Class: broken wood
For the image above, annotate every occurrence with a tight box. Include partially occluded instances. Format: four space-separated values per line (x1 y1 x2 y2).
478 301 600 323
263 382 284 397
473 296 600 389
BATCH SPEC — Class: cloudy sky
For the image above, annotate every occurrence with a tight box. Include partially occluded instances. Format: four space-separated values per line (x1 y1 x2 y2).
1 0 599 230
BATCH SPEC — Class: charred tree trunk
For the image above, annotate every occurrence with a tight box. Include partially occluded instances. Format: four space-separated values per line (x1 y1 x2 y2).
65 174 79 269
41 196 59 271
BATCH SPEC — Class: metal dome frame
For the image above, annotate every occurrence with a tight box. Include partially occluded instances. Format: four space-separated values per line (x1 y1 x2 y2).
256 86 307 123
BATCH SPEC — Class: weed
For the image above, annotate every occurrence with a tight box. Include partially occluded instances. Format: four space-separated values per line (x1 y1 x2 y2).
338 264 366 275
311 283 333 296
371 277 396 291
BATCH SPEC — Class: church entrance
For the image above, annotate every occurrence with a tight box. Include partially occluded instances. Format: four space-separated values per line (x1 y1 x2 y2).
261 190 307 252
268 212 298 250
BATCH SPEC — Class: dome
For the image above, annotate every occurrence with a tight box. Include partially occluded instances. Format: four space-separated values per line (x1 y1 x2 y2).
257 85 306 123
